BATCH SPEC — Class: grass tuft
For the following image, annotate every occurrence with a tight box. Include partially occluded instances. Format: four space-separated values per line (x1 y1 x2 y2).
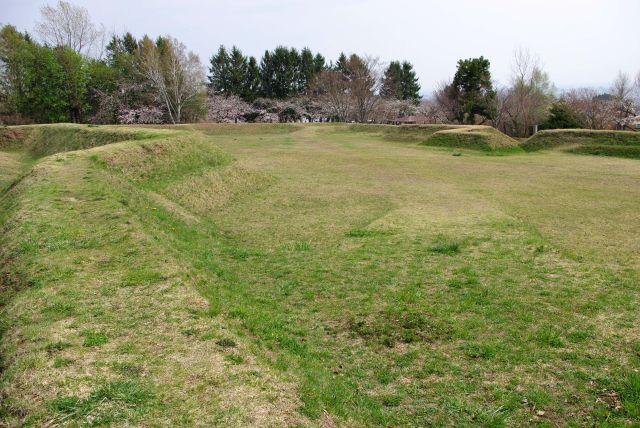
345 229 394 238
216 338 237 348
82 330 109 347
122 269 163 287
428 236 462 255
533 325 564 348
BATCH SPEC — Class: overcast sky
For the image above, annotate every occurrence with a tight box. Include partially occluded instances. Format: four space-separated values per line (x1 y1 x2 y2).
3 0 639 94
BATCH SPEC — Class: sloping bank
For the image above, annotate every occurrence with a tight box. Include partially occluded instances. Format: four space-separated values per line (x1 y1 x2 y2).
0 124 308 427
347 124 522 153
522 129 640 159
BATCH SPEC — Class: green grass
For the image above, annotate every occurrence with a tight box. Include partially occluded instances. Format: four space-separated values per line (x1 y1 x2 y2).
523 129 640 158
347 123 461 142
421 126 521 152
1 123 639 426
344 123 521 153
47 380 154 425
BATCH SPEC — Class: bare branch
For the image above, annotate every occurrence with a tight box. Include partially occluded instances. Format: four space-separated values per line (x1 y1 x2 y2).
35 1 105 57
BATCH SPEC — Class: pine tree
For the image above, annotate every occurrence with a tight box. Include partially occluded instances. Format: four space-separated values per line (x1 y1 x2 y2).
121 32 138 54
450 56 496 123
381 61 402 99
335 52 348 74
381 61 421 103
288 47 301 96
299 47 315 93
260 46 300 98
400 61 421 103
208 45 230 94
259 50 274 98
244 56 260 101
541 102 584 129
228 46 248 96
313 53 325 73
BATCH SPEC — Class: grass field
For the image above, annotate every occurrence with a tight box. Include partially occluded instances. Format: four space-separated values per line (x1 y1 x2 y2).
523 129 640 159
1 123 639 427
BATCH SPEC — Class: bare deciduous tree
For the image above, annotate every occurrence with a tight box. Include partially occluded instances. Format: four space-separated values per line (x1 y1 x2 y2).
503 48 554 137
35 1 105 57
561 88 615 130
491 84 511 133
348 55 383 123
610 71 636 126
137 36 205 124
374 98 417 123
416 98 449 124
433 79 460 123
309 54 382 123
309 70 352 121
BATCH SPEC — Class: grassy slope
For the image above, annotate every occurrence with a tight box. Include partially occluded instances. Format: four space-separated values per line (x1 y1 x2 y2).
344 124 521 152
523 129 640 159
0 125 308 427
1 123 640 426
421 126 521 152
347 124 461 142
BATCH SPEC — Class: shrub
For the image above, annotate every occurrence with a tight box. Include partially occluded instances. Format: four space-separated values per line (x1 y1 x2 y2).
540 102 585 130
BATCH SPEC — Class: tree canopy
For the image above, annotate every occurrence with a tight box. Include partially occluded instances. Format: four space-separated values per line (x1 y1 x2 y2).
450 56 496 123
381 60 421 104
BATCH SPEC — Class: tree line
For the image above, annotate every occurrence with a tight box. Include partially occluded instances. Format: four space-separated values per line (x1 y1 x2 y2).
428 49 640 137
0 1 420 125
1 0 638 136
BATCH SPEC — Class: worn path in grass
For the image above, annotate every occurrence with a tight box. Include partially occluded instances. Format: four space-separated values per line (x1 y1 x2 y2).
1 123 639 427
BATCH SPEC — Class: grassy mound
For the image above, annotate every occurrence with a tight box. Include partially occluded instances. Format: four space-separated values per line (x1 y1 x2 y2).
0 124 303 426
0 124 161 159
346 124 461 142
191 122 302 136
420 126 521 152
0 126 32 150
523 129 640 159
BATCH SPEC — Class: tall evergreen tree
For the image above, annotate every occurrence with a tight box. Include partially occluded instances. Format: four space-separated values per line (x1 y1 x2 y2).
400 61 420 103
99 32 151 122
313 53 325 73
449 56 496 123
228 46 248 96
244 56 260 101
105 33 138 83
288 47 301 95
381 61 421 103
208 45 230 94
335 52 348 74
259 49 274 97
121 32 138 54
260 46 300 98
381 61 402 99
299 47 315 93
